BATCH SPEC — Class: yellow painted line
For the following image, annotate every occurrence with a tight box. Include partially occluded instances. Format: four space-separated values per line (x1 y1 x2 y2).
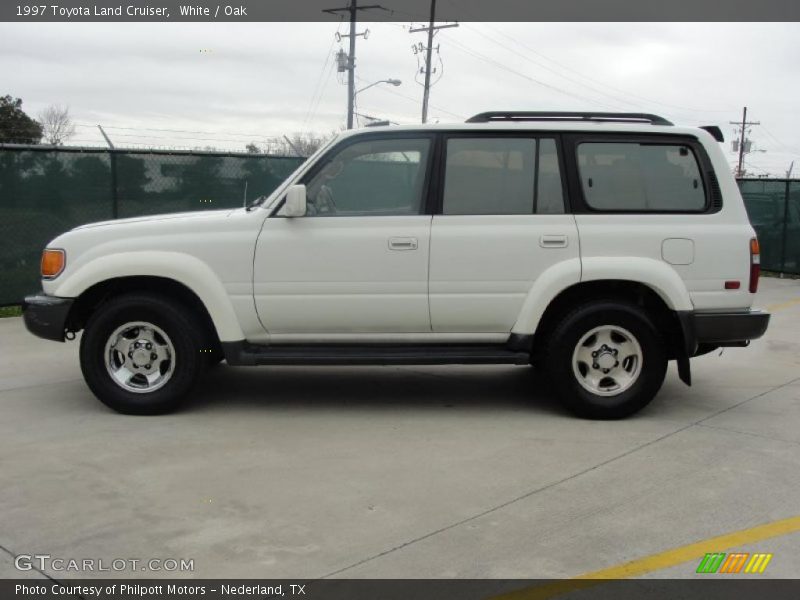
491 515 800 600
766 297 800 312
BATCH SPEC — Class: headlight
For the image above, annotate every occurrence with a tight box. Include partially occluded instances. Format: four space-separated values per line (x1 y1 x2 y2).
41 248 66 279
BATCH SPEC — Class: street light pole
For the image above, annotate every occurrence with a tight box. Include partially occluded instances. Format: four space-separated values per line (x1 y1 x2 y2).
355 79 402 96
352 79 401 127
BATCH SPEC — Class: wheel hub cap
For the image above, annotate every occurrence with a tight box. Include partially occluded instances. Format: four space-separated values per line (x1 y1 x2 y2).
104 322 175 393
572 325 643 397
596 351 616 370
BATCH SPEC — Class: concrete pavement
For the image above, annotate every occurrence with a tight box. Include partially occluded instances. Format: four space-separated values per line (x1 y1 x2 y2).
1 278 799 580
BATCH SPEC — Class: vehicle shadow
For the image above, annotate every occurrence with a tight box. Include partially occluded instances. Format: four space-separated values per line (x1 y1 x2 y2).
186 364 568 416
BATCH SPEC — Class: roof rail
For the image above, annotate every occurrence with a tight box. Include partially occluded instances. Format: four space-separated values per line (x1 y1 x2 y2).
465 111 674 126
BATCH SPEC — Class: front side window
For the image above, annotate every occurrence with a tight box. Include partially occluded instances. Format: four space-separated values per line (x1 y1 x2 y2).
442 137 564 215
577 142 707 212
304 137 431 216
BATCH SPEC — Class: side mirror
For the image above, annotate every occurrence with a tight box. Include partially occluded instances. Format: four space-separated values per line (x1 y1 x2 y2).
283 184 307 217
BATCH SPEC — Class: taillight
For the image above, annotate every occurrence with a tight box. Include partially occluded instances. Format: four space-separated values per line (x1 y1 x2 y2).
41 248 66 279
749 237 760 293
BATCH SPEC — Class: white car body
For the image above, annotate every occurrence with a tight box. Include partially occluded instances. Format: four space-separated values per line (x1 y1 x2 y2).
43 121 753 341
25 113 769 417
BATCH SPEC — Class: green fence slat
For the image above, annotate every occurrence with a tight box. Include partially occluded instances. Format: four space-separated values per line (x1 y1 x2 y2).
0 147 304 306
739 178 799 276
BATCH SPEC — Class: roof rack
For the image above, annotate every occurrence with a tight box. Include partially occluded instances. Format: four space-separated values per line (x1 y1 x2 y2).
465 111 674 126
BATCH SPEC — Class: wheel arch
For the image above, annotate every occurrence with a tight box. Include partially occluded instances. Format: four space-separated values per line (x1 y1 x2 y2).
511 256 693 350
66 276 222 349
528 279 686 361
54 251 244 343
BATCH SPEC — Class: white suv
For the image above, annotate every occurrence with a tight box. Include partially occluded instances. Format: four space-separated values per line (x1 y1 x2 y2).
23 112 770 418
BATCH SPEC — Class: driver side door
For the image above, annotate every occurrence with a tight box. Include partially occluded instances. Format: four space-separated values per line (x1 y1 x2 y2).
253 134 435 339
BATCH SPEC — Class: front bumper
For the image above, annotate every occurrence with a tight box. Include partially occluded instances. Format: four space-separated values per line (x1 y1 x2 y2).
678 309 770 355
22 294 74 342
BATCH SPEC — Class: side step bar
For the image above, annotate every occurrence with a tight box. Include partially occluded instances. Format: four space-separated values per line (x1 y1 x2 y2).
222 341 531 367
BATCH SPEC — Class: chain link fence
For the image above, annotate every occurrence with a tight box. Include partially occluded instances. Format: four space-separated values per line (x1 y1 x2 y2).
1 145 798 306
0 145 304 305
739 179 800 275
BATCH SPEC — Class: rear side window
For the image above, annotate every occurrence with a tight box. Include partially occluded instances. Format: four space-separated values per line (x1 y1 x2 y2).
577 142 706 212
442 137 565 215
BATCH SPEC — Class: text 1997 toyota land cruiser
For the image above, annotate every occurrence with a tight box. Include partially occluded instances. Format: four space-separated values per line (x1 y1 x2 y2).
23 112 770 418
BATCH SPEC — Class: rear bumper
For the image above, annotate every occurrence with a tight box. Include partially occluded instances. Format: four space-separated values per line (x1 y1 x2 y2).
22 294 74 342
693 310 770 344
678 309 770 354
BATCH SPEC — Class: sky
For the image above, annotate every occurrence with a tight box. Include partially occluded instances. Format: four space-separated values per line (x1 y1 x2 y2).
1 21 798 176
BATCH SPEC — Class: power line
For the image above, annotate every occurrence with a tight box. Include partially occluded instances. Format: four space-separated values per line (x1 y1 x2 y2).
444 11 736 115
758 124 800 154
303 20 343 130
305 54 339 132
439 32 624 111
76 130 282 145
73 122 283 139
460 23 656 114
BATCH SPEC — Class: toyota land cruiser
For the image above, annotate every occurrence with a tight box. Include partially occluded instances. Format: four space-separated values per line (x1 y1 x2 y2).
23 112 770 418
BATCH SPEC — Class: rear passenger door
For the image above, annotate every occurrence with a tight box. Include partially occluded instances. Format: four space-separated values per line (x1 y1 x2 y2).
429 134 580 333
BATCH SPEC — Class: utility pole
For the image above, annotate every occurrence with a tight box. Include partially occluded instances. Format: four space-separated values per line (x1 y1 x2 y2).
730 107 760 178
323 1 383 129
410 0 458 123
787 161 794 179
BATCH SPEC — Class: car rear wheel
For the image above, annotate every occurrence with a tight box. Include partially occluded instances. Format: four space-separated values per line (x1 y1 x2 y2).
544 300 667 419
80 293 204 414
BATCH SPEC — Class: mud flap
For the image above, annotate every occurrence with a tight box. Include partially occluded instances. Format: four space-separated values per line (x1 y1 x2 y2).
677 353 692 386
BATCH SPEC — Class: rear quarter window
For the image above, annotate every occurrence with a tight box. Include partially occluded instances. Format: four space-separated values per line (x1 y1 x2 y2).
577 142 707 212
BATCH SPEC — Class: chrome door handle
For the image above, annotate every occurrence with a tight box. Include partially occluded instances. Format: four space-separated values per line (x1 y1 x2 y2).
388 237 418 251
540 234 568 248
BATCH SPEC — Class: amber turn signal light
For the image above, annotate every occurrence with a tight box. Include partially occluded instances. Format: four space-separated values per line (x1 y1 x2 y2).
41 248 66 278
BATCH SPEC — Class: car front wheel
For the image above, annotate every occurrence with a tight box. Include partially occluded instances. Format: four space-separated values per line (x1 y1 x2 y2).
79 293 204 414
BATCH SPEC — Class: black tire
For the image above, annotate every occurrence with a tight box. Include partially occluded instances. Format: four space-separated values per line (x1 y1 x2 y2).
543 300 667 419
79 293 204 415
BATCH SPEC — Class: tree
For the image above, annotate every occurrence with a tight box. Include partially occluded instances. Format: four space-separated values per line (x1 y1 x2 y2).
245 142 261 154
38 104 76 145
277 132 335 157
115 154 151 202
0 95 42 144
